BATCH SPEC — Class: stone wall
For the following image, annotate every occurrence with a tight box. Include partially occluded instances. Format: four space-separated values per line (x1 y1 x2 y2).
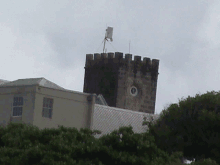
83 52 159 114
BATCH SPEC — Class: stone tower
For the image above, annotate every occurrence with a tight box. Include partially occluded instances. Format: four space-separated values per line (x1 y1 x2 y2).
83 52 159 114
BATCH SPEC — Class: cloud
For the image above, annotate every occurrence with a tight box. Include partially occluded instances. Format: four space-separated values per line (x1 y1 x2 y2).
0 0 219 114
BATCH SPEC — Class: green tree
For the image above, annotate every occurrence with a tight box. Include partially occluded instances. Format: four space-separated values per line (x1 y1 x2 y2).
190 158 219 165
146 90 220 164
0 123 184 164
97 126 183 165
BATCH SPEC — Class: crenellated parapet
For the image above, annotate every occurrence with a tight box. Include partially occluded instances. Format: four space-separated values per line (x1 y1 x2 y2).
85 52 159 77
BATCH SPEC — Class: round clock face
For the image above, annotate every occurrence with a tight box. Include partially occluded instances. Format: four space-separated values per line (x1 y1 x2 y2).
130 86 138 96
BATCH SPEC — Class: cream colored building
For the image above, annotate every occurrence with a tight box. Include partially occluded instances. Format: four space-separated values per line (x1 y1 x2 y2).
0 77 159 137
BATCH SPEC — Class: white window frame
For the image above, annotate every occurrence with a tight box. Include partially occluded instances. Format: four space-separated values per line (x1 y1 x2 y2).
12 97 23 117
42 97 53 119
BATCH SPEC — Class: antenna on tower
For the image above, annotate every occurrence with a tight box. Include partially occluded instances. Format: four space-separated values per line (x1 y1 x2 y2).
103 27 113 53
129 40 131 54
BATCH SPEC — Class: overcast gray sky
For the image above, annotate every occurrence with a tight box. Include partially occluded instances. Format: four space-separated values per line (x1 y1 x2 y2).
1 0 219 115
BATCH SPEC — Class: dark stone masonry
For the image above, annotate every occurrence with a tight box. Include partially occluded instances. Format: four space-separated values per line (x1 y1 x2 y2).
83 52 159 114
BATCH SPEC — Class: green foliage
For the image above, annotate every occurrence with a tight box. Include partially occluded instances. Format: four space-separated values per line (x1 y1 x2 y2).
0 123 184 165
190 158 219 165
98 126 183 165
147 90 220 164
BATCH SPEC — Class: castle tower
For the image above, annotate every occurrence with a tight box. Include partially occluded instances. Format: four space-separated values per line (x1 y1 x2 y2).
83 52 159 114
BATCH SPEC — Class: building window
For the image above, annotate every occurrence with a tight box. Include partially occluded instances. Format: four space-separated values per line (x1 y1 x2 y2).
42 97 53 119
13 97 23 116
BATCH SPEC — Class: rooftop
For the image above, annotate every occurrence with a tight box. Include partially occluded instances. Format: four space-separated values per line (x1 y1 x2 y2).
0 79 10 85
0 77 108 103
0 77 66 90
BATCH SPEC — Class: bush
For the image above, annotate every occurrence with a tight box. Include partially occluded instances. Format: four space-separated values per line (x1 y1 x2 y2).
0 123 185 165
190 158 219 165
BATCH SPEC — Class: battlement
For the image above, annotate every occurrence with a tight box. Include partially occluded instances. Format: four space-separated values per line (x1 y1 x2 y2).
85 52 159 75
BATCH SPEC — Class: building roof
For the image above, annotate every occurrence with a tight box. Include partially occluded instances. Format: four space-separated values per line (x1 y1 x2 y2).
0 77 66 90
92 104 160 138
0 79 10 85
95 94 108 106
